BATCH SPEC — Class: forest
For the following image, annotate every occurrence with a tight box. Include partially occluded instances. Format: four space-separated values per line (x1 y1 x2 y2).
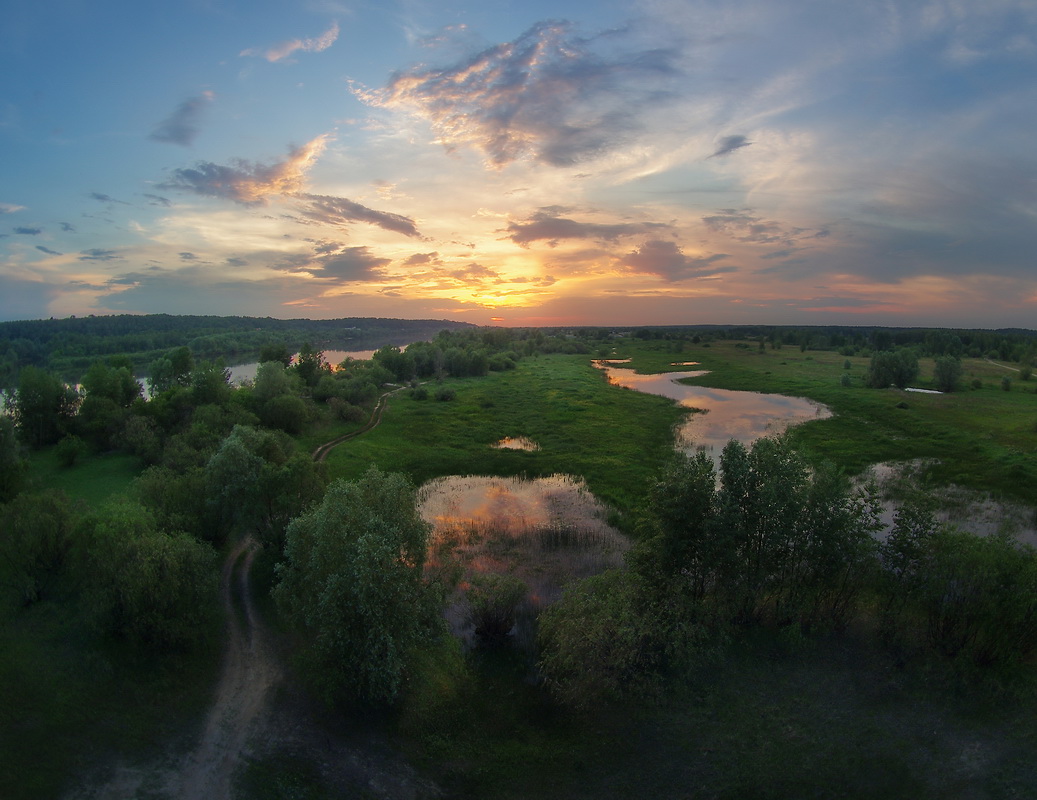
2 316 1037 799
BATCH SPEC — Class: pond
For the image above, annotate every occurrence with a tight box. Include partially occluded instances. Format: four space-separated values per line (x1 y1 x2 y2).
594 360 831 459
418 474 628 643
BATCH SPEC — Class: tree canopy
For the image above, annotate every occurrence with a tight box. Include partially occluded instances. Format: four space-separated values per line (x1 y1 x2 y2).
273 467 440 705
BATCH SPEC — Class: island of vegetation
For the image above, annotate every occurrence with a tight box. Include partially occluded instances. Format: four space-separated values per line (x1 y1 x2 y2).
2 316 1036 799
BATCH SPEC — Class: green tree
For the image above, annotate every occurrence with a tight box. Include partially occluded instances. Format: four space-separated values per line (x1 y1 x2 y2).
204 425 325 546
0 490 81 605
253 360 293 403
866 349 919 389
54 434 87 467
273 467 438 705
933 355 963 393
258 342 292 368
0 415 26 501
190 360 232 406
465 574 527 643
81 499 218 651
12 366 79 448
372 345 415 382
537 569 699 708
637 438 881 630
294 342 329 388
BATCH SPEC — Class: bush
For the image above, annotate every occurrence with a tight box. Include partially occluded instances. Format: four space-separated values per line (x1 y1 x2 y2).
538 570 675 708
434 387 456 402
1002 376 1012 392
920 531 1037 670
410 386 429 401
55 434 87 467
82 499 219 652
466 574 527 642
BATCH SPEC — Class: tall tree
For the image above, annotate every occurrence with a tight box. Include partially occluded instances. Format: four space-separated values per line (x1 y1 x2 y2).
12 366 79 448
273 467 439 704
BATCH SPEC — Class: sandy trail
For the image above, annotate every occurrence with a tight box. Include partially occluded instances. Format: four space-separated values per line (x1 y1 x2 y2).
69 390 437 799
312 386 401 462
177 536 280 799
66 537 282 800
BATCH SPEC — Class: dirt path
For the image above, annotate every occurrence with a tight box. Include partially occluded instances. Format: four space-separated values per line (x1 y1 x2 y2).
69 388 438 799
67 537 282 800
177 536 280 798
312 385 402 462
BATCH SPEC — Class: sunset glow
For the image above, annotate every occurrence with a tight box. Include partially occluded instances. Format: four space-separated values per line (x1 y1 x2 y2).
2 1 1034 327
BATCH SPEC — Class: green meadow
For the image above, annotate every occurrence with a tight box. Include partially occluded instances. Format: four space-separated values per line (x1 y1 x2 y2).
321 354 687 520
8 333 1037 799
609 338 1037 504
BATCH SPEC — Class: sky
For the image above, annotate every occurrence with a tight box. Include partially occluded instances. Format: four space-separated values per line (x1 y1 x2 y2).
2 0 1036 328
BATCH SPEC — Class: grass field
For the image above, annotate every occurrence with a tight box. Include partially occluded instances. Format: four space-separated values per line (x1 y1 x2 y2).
0 590 220 800
11 336 1037 798
399 627 1037 799
321 354 688 521
606 339 1037 505
26 449 142 506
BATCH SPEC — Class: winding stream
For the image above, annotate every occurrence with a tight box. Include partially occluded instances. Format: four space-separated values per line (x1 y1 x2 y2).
594 360 831 458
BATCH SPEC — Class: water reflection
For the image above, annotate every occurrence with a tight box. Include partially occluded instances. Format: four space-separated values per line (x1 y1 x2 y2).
491 436 540 451
595 361 830 457
418 475 627 613
226 349 376 385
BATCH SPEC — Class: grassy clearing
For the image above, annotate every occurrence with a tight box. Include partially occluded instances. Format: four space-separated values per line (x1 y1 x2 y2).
26 448 141 506
0 589 220 800
405 632 1037 799
321 355 687 521
610 340 1037 504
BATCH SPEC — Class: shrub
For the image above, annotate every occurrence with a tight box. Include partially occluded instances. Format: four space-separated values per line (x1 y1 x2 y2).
434 387 456 402
1002 376 1012 392
538 570 685 708
466 574 528 643
55 434 87 467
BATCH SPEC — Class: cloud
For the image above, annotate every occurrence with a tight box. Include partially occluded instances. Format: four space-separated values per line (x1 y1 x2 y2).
179 252 197 261
150 92 214 146
620 239 733 281
241 21 339 62
143 194 172 207
357 20 682 167
702 209 821 247
404 252 439 265
78 248 121 261
0 203 25 214
14 227 41 235
446 262 500 281
60 222 76 232
303 245 391 280
296 193 422 237
709 135 752 158
35 245 62 255
506 209 670 246
163 134 330 206
89 192 129 205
